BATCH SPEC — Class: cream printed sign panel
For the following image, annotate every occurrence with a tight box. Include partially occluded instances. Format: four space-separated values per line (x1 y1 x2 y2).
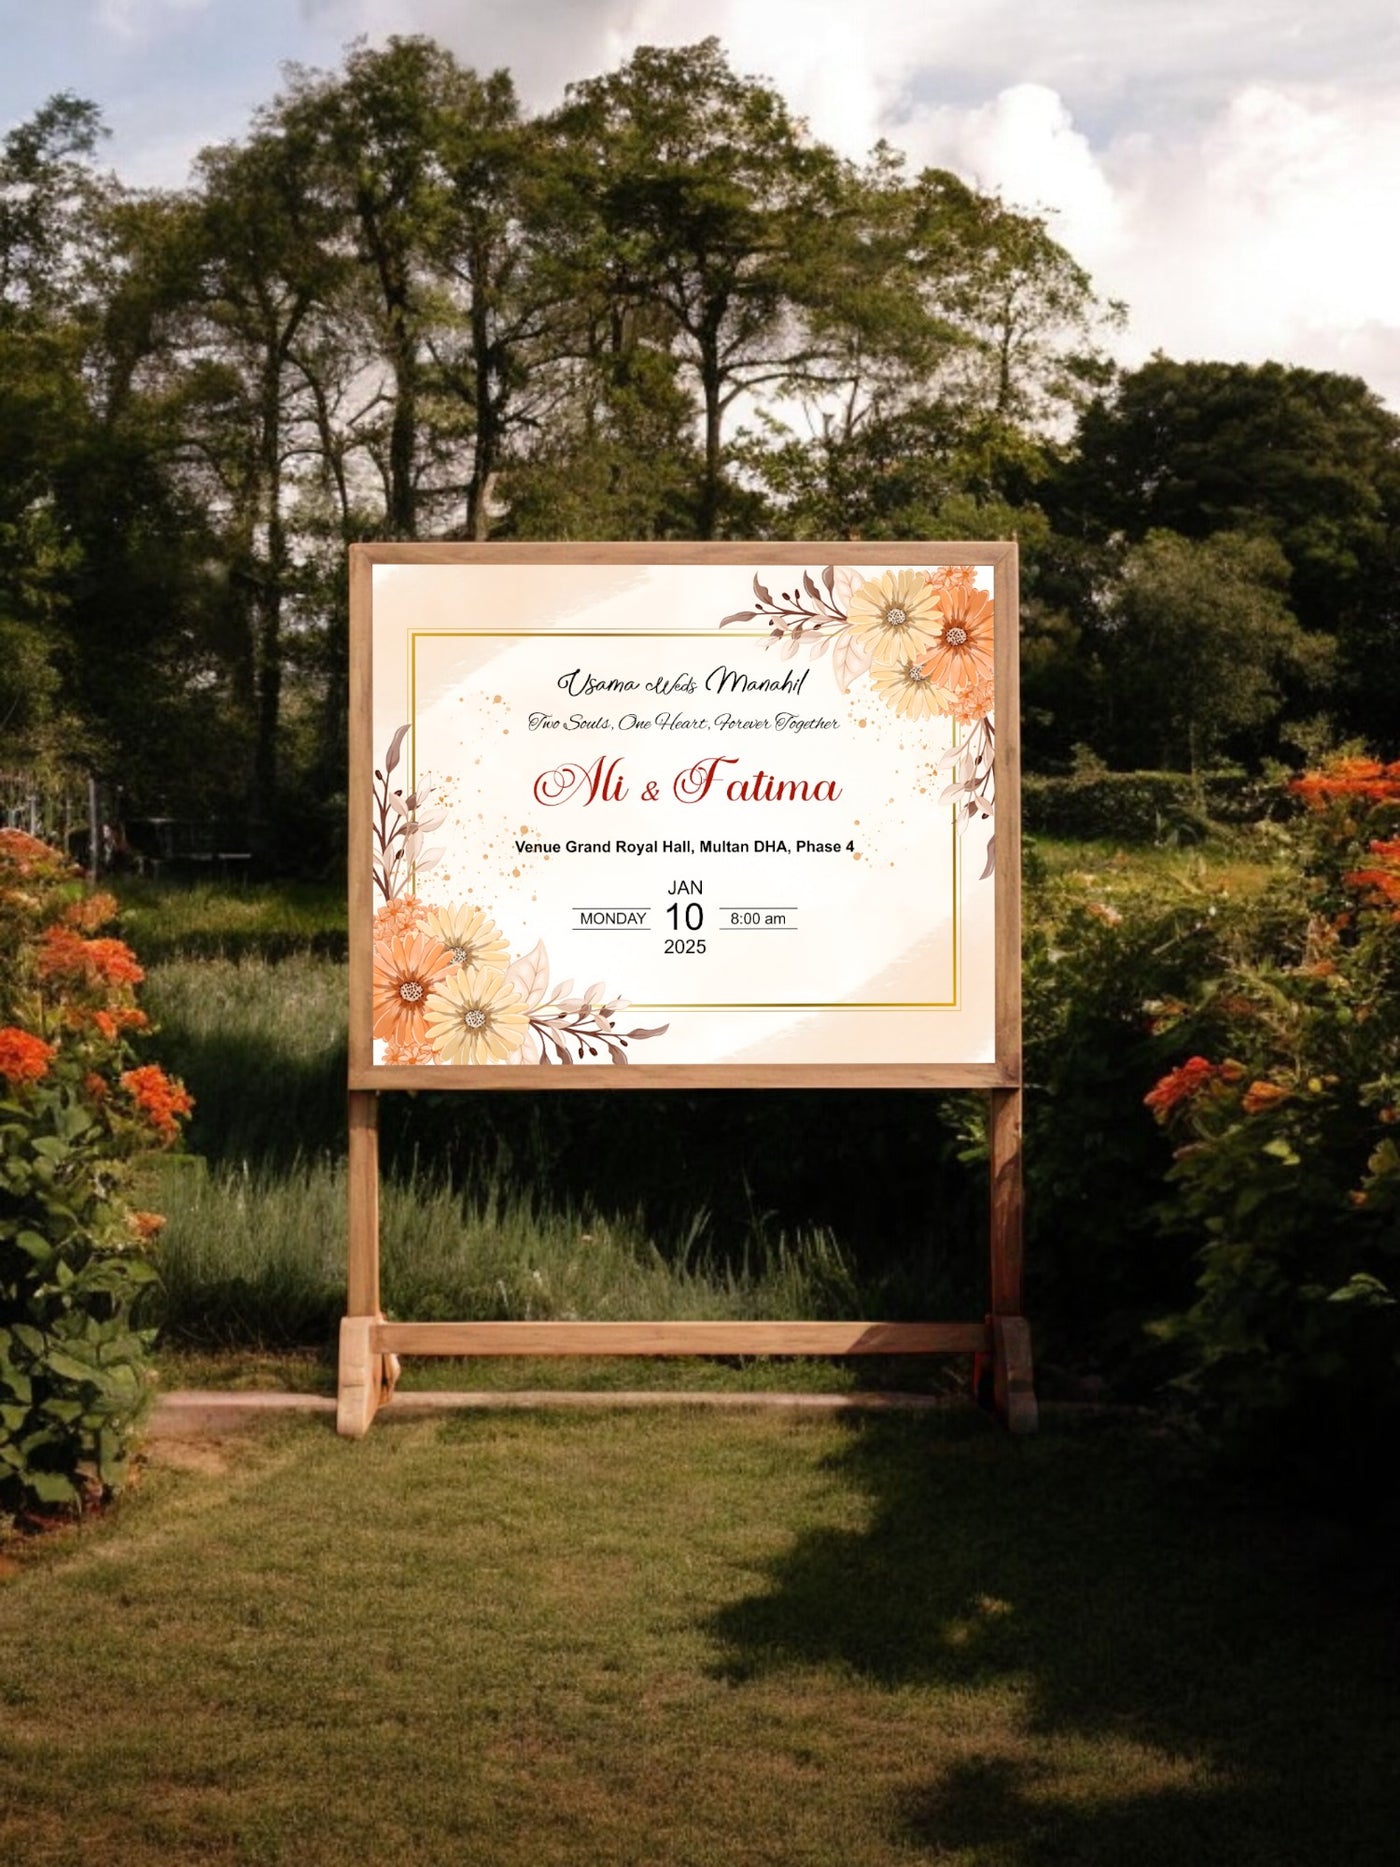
367 556 1001 1071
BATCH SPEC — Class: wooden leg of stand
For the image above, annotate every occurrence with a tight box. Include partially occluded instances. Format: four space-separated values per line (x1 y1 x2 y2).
339 1090 384 1437
989 1087 1037 1433
991 1314 1038 1434
337 1314 379 1438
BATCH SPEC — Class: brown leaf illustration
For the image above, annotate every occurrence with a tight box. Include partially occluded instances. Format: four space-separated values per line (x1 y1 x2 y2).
384 724 410 775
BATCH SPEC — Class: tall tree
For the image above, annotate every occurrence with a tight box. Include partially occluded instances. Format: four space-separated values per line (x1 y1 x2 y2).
0 96 110 775
187 123 345 834
546 39 847 538
273 37 467 539
1053 358 1400 750
1103 529 1320 770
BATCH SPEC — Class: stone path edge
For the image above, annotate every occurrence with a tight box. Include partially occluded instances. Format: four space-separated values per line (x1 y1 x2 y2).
151 1388 956 1433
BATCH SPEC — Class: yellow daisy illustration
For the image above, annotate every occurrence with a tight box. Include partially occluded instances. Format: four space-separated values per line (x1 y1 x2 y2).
870 656 955 720
425 965 530 1064
845 569 943 662
426 902 510 972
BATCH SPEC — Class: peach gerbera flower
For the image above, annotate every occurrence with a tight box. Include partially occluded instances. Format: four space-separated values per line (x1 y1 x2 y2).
919 583 995 691
372 929 453 1045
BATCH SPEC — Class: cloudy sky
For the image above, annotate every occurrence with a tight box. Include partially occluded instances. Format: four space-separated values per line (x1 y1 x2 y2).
5 0 1400 402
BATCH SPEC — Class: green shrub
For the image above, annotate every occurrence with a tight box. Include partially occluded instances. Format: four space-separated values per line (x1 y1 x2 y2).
1005 863 1261 1382
1024 770 1277 843
1145 757 1400 1490
0 832 192 1517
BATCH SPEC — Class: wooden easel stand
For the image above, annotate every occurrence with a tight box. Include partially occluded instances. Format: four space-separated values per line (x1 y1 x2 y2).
337 1085 1035 1437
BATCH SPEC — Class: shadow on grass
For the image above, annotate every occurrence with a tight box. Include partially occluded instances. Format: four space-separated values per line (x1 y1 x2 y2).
706 1410 1400 1866
156 1028 349 1168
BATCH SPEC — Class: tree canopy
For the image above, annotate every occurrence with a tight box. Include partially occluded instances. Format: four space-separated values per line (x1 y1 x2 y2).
1 37 1395 859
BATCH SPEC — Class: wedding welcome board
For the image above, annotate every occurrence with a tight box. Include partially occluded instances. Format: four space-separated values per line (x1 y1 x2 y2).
341 544 1032 1434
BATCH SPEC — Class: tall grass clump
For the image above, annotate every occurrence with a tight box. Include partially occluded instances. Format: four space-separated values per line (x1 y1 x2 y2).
150 1156 871 1348
114 879 346 964
140 956 348 1163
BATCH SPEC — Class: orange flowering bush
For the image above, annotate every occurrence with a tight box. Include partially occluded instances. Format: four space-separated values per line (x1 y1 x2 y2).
0 1027 56 1087
0 834 192 1515
120 1065 196 1144
1141 1056 1218 1117
1144 754 1400 1484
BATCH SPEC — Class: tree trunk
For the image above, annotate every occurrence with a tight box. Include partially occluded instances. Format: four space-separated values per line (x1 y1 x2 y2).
699 332 723 541
465 240 497 542
253 347 285 852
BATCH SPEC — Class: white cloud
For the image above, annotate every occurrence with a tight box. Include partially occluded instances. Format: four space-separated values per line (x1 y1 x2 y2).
85 0 1400 404
901 82 1123 261
857 73 1399 402
96 0 210 40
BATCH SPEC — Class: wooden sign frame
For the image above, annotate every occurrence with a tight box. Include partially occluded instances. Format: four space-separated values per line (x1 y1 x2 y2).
340 542 1033 1434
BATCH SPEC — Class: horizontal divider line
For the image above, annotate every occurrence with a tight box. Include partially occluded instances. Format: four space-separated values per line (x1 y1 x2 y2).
370 1320 990 1357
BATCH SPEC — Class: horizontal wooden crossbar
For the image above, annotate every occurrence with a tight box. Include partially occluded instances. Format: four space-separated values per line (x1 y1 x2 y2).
370 1320 988 1357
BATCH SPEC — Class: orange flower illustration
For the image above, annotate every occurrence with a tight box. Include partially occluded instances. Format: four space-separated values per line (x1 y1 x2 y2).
382 1037 438 1066
425 902 510 973
919 582 995 692
0 1026 56 1086
373 929 453 1045
950 673 996 725
927 565 981 596
373 895 429 941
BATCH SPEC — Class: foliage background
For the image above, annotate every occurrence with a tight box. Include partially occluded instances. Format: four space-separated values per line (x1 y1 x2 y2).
3 37 1398 865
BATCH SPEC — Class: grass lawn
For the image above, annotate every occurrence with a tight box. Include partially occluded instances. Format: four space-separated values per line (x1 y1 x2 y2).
2 1408 1396 1867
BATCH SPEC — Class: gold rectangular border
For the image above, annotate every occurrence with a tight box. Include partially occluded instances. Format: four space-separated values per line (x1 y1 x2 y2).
408 627 959 1011
349 541 1021 1091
